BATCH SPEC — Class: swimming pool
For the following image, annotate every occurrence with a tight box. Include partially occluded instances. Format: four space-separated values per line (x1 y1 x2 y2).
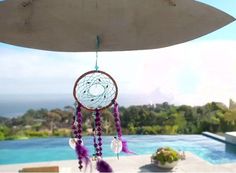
0 135 236 165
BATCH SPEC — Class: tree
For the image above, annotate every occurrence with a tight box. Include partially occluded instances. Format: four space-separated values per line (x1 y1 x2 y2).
47 111 61 133
224 108 236 126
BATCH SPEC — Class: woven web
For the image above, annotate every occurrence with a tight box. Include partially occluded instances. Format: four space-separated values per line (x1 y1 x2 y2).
75 72 117 110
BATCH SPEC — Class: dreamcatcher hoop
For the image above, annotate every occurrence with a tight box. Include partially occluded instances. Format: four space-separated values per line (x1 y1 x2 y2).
73 70 118 111
72 70 134 172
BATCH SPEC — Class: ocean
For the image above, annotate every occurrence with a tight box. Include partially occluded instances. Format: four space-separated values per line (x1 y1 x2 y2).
0 94 73 117
0 92 172 117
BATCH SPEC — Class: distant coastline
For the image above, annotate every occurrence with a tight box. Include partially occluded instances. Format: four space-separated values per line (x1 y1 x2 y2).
0 92 174 117
0 94 73 117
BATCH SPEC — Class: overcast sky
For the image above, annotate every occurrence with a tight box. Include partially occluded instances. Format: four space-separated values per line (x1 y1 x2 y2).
0 0 236 107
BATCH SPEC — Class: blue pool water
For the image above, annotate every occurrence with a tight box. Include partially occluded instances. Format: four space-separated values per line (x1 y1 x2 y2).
1 135 236 165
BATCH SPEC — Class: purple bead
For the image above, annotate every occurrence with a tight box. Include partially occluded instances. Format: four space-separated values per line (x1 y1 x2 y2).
79 160 82 164
77 118 82 123
79 165 83 170
98 138 102 141
98 142 102 146
78 129 82 133
97 132 101 136
77 113 82 118
97 127 101 131
78 140 82 144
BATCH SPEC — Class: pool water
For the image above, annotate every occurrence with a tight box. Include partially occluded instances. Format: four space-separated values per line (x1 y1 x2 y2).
1 135 236 165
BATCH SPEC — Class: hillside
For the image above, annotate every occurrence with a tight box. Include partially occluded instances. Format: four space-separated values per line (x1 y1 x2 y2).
0 101 236 140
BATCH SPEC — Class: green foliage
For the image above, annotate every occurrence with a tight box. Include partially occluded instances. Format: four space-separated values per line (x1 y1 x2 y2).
53 129 71 137
224 109 236 124
25 130 49 137
0 131 5 140
0 124 10 134
136 126 162 135
152 147 180 165
0 100 236 140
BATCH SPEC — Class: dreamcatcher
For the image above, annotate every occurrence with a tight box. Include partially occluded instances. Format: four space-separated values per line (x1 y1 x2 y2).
70 37 134 172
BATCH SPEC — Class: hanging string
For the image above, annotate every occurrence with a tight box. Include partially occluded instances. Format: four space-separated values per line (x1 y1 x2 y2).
95 35 100 71
95 109 102 157
95 52 99 71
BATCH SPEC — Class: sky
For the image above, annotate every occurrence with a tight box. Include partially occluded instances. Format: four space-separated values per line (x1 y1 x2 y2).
0 0 236 108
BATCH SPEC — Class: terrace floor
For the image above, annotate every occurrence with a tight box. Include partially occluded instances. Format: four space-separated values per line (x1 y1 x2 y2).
1 152 236 172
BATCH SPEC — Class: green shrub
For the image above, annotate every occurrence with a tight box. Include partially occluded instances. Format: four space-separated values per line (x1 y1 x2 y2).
0 131 5 140
25 130 49 137
152 147 180 165
53 129 70 137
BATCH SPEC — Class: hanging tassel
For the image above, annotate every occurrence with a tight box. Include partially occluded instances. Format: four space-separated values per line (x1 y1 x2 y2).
96 159 113 173
121 139 136 154
113 102 136 154
75 143 91 172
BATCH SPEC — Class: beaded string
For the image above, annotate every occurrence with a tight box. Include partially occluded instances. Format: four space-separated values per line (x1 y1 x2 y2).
71 113 78 137
113 102 122 138
92 112 99 158
95 109 103 157
93 127 98 157
113 102 135 155
77 105 83 170
71 104 83 171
